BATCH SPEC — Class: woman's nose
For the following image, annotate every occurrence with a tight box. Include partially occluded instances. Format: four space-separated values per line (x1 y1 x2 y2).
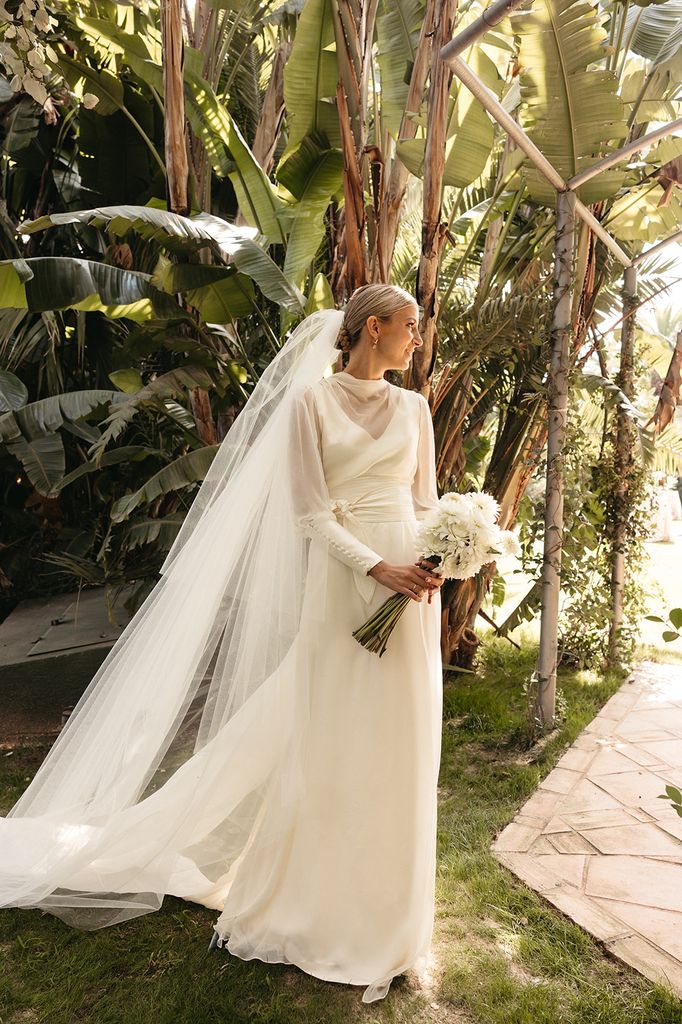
413 330 423 347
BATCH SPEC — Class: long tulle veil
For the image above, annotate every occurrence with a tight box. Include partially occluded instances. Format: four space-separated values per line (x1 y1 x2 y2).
0 308 344 928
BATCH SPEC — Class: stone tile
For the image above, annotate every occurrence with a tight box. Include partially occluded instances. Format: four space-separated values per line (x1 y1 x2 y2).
592 771 676 808
655 768 682 789
585 856 682 911
614 728 680 742
560 779 623 812
492 663 682 997
638 799 682 822
547 831 600 855
534 853 586 890
542 816 573 835
492 822 541 853
538 766 582 795
605 934 682 998
572 734 604 752
528 835 564 855
578 823 682 857
594 899 682 962
494 851 569 895
639 740 682 767
617 708 682 732
561 808 643 830
617 741 671 767
519 789 567 820
555 746 597 772
515 812 549 829
653 817 682 843
589 748 651 775
543 887 632 943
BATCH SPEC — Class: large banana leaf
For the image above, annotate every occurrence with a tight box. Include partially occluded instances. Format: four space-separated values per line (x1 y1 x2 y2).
56 54 164 182
282 0 340 158
110 445 220 522
0 257 177 319
5 434 65 495
186 70 286 244
605 182 682 242
375 0 424 140
73 19 286 244
89 365 217 457
0 390 126 443
0 370 28 412
397 49 499 187
277 135 344 289
513 0 628 205
151 259 256 320
0 389 128 494
54 445 162 492
625 0 682 65
20 207 305 314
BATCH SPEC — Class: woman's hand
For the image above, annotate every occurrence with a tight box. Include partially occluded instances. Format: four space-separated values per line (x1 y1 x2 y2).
368 559 444 602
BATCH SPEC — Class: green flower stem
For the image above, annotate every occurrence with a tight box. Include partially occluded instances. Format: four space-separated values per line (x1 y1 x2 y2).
352 554 443 657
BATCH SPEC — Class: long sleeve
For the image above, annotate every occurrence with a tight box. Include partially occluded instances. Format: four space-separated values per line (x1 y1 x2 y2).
412 394 440 520
287 386 384 575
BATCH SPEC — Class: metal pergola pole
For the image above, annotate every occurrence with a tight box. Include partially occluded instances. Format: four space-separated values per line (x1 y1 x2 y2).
568 119 682 189
535 190 576 727
439 42 682 726
443 55 633 267
439 0 530 59
631 228 682 267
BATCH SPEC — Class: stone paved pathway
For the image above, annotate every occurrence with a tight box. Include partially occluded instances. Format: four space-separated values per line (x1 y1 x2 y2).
492 660 682 997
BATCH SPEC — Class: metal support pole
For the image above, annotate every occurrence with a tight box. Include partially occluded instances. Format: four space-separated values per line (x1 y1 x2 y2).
439 0 530 60
567 118 682 190
442 55 632 267
608 265 638 667
631 228 682 266
534 189 576 730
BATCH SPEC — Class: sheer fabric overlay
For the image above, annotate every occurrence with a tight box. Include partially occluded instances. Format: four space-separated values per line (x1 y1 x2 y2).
0 310 442 1003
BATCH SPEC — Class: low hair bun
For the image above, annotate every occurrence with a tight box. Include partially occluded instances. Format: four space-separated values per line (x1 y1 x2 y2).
336 322 352 353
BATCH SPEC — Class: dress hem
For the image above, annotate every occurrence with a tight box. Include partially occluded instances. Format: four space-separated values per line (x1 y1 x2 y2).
214 930 429 1003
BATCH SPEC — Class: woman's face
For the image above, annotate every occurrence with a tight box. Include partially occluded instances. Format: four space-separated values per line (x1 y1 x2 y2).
367 302 423 370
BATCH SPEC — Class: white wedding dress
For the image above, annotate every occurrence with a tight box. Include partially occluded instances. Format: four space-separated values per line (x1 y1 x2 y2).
207 371 444 1001
0 364 443 1004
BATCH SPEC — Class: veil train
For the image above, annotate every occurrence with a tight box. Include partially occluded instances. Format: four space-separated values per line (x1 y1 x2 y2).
0 309 344 928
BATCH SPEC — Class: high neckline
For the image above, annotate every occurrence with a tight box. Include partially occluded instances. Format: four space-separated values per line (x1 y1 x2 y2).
335 370 388 387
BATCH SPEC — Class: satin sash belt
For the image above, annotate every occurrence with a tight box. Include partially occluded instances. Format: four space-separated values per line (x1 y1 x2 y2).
327 478 417 604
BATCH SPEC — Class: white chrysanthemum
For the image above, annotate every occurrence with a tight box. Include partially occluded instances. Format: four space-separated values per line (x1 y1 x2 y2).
497 530 521 557
415 490 512 581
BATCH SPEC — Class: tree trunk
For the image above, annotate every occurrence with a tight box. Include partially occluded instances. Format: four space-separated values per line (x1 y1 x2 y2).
410 0 458 397
160 0 189 216
534 189 576 730
440 404 548 659
329 0 380 300
369 0 438 283
608 265 637 667
252 41 292 176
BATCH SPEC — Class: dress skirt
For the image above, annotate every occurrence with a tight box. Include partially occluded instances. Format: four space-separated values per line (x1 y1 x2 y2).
210 508 443 1003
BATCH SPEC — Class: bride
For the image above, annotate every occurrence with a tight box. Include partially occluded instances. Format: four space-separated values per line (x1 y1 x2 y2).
0 283 445 1004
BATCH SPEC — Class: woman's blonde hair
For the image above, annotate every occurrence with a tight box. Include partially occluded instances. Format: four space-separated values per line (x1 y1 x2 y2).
335 284 416 353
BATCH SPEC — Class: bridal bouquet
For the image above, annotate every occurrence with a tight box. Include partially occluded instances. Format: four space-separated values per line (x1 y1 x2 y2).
352 491 520 657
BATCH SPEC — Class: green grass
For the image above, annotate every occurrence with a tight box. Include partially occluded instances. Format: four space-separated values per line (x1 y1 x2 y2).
1 634 681 1024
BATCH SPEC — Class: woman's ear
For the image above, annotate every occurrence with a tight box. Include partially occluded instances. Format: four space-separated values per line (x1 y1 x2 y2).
366 315 380 341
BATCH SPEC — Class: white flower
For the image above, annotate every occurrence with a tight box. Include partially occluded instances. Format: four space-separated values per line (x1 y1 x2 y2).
415 490 512 581
497 530 521 557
